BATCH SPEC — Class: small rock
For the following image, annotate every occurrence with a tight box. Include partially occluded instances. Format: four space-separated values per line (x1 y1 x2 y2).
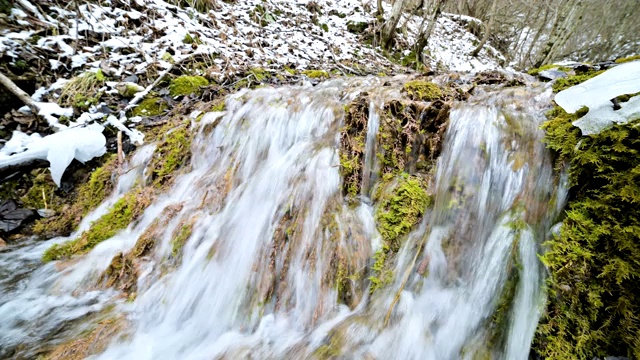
0 237 6 249
37 208 56 218
539 69 566 81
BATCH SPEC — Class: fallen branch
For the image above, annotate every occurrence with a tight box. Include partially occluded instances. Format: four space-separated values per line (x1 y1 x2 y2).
0 71 40 115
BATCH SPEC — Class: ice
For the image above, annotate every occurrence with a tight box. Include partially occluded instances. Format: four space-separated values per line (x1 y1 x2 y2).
554 61 640 134
0 124 106 186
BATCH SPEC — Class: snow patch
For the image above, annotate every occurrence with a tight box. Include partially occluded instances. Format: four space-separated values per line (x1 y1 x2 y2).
555 61 640 134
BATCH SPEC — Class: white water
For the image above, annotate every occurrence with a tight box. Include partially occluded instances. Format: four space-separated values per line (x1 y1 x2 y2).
0 78 566 359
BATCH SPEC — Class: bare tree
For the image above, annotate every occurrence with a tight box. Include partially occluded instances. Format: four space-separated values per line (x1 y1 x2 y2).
413 0 445 64
470 0 499 57
380 0 408 50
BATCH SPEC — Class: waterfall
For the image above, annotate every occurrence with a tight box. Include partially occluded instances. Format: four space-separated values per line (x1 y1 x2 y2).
0 77 566 360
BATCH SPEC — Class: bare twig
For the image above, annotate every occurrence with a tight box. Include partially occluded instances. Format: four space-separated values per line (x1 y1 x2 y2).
0 70 40 115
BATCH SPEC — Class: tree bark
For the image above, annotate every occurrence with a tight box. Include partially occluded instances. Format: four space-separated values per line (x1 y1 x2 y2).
380 0 407 50
377 0 384 16
413 0 445 65
470 0 498 57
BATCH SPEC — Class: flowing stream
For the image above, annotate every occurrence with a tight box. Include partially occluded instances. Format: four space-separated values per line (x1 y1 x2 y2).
0 76 566 359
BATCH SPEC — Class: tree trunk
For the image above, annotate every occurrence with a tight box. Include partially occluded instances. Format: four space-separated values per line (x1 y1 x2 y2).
539 0 583 66
470 0 498 57
413 0 445 65
380 0 407 50
377 0 384 16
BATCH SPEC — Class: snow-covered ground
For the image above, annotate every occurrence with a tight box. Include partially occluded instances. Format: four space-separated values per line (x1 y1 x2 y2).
0 0 505 182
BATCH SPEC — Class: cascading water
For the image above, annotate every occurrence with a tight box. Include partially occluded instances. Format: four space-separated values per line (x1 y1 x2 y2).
0 76 566 360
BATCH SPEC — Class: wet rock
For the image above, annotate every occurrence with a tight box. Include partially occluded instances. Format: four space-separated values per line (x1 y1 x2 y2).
0 200 37 233
0 237 6 248
538 69 567 81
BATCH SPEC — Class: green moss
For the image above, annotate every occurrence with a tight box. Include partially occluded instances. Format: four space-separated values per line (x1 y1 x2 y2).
346 20 368 34
60 70 105 108
20 173 59 210
527 64 570 76
170 224 193 259
119 84 144 98
211 99 226 112
403 80 442 101
552 70 604 93
320 23 329 32
42 188 152 262
534 107 640 359
0 0 12 15
313 332 345 359
284 66 296 75
33 155 117 237
339 97 368 200
161 52 175 63
182 33 201 45
131 97 168 117
249 67 269 82
375 174 431 252
149 123 192 186
169 75 209 97
302 69 329 79
615 54 640 64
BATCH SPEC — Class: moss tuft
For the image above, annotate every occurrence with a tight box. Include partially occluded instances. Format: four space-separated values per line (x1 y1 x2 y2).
403 80 442 101
60 70 105 108
170 223 193 259
169 75 209 97
375 174 431 252
42 188 152 262
131 97 169 117
534 106 640 359
302 69 330 79
615 54 640 64
149 123 192 186
33 155 117 237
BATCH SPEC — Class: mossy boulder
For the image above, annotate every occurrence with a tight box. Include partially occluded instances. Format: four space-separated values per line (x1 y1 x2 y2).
403 80 442 101
169 75 209 97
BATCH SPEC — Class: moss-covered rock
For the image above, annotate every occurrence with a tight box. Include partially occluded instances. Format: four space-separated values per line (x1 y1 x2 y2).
169 75 209 97
42 187 153 262
403 80 442 101
131 97 169 117
534 106 640 359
